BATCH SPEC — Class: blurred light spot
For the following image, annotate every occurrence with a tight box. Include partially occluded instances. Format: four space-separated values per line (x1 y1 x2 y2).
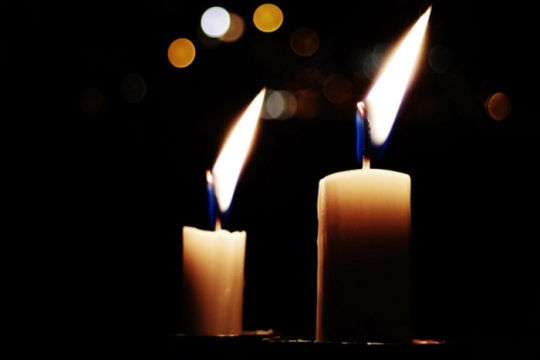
221 13 245 42
290 27 319 57
293 89 319 119
262 90 297 120
363 42 392 80
201 6 231 38
78 86 103 117
486 92 511 121
168 38 196 68
296 67 325 94
323 74 352 104
121 73 146 103
253 4 283 33
428 45 454 74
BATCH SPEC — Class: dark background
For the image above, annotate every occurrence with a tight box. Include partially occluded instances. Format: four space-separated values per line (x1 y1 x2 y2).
8 0 537 353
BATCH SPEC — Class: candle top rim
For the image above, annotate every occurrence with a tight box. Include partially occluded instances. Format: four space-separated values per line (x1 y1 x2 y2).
322 168 410 180
183 225 247 236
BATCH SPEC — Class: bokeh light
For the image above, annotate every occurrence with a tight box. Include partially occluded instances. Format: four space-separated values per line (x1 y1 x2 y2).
485 92 511 121
261 90 297 120
221 13 245 42
363 43 392 80
168 38 196 68
78 86 104 117
121 73 146 103
290 27 320 57
201 6 231 38
323 74 352 104
428 45 454 74
253 4 283 33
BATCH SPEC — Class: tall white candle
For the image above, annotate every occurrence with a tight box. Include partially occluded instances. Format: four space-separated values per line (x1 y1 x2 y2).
181 226 246 335
181 88 266 336
315 7 431 343
316 169 411 343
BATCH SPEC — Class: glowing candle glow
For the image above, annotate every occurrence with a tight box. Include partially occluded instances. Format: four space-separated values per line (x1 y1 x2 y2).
181 88 266 336
316 7 431 343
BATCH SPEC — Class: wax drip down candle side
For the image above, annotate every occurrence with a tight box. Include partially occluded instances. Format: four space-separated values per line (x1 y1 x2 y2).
316 6 431 343
181 88 266 336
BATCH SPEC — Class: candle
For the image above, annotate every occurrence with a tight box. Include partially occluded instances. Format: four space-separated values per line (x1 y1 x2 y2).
316 169 412 343
316 7 431 343
181 88 266 336
181 225 246 335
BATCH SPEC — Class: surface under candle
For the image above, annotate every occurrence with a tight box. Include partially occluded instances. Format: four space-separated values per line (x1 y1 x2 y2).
181 226 246 335
316 169 412 343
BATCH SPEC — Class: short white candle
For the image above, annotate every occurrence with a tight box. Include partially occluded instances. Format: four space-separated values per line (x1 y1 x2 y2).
181 225 246 335
180 88 266 336
316 168 411 343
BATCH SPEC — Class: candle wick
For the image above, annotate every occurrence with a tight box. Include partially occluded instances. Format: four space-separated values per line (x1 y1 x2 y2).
207 170 218 229
363 155 371 170
215 217 222 231
359 102 371 170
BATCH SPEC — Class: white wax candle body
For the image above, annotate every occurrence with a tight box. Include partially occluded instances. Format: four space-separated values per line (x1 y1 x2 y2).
316 169 412 343
181 226 246 335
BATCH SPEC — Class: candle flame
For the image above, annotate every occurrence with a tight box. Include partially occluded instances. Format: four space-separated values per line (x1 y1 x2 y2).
360 6 431 147
212 88 266 214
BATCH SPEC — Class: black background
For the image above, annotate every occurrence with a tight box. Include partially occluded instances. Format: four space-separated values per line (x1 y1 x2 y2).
8 0 538 353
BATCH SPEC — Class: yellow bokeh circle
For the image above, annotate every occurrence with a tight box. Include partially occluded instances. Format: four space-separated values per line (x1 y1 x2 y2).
168 38 196 68
253 4 283 33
